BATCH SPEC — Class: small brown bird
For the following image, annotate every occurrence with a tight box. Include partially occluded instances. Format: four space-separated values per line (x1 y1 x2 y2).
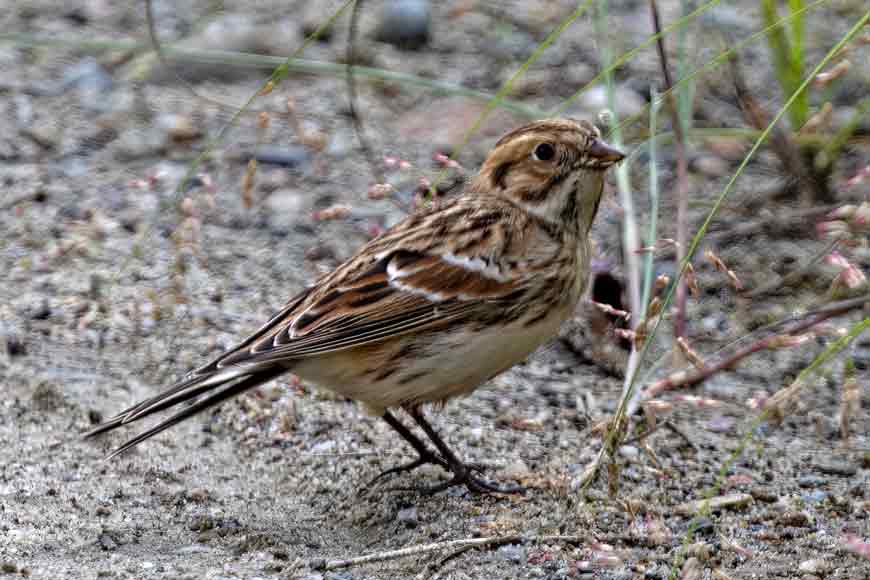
86 118 624 493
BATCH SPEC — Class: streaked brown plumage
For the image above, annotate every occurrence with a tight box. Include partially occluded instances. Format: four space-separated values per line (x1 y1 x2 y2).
86 118 624 493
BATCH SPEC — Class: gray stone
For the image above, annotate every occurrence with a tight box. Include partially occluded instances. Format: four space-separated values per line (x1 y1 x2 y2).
814 461 857 477
798 475 827 488
575 85 646 120
374 0 430 50
396 506 418 527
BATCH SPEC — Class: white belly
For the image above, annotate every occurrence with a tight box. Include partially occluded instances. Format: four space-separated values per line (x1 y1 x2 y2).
293 304 571 413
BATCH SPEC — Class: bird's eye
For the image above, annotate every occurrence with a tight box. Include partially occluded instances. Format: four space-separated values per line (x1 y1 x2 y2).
532 143 555 162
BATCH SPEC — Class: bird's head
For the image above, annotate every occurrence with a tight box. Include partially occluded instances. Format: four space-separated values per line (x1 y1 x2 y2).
472 118 624 233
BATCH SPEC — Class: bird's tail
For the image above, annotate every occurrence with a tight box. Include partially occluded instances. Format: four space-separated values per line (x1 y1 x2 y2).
84 365 286 459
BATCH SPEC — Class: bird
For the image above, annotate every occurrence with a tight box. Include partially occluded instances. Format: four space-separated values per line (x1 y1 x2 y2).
85 118 624 494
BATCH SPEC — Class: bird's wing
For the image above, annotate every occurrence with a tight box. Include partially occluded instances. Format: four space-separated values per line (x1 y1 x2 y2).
85 199 541 452
215 201 533 366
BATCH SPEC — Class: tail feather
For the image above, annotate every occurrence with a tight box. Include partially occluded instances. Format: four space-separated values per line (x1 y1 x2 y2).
84 367 286 458
121 366 251 426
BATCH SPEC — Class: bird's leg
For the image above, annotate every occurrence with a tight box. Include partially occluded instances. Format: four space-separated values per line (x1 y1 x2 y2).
366 410 450 488
406 406 524 495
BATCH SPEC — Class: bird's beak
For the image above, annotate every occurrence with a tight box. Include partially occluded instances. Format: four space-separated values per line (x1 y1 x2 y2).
589 138 625 166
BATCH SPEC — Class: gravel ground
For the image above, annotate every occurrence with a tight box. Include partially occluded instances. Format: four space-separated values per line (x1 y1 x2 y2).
1 1 869 579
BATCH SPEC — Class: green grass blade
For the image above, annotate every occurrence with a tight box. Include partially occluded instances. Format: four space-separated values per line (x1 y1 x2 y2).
788 0 808 124
596 0 641 316
604 8 869 467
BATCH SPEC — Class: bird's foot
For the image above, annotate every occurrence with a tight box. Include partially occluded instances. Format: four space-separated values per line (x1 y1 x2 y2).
387 461 524 495
365 448 449 490
425 462 525 495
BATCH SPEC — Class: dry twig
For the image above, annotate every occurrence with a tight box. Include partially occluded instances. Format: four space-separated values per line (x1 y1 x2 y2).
646 294 869 396
648 0 690 340
314 534 587 571
346 0 385 185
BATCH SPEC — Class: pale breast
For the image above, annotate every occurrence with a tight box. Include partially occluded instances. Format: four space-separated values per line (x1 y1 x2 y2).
292 300 573 414
293 240 590 414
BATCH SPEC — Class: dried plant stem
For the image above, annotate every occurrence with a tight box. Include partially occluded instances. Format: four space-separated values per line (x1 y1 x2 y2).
345 0 385 185
316 534 586 571
584 0 644 494
642 90 662 314
580 6 867 494
647 293 869 397
649 0 690 340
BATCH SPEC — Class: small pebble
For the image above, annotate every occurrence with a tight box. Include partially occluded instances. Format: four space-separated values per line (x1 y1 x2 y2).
798 475 827 488
187 488 210 503
503 459 530 479
374 0 430 50
578 85 646 119
707 416 735 433
619 445 639 460
686 542 713 560
30 299 51 320
246 146 311 168
159 114 203 143
64 58 113 93
31 382 64 411
498 543 526 564
802 490 828 504
396 506 418 527
676 493 754 515
3 332 27 357
778 511 812 527
265 190 307 223
814 461 857 477
22 122 60 150
798 558 830 575
691 155 730 177
98 533 118 551
309 440 336 454
1 562 17 574
112 129 166 161
750 488 778 503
